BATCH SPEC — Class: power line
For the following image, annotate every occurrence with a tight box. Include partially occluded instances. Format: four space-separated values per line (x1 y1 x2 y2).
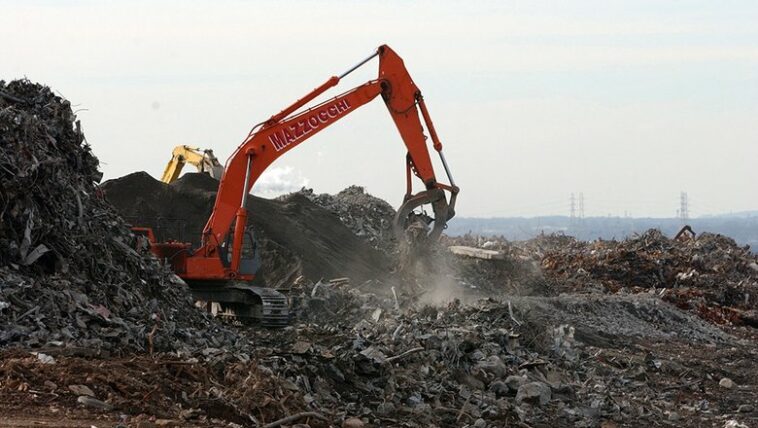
579 192 585 219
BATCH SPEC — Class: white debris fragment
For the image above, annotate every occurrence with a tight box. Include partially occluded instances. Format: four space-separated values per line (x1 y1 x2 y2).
719 377 736 389
31 352 55 364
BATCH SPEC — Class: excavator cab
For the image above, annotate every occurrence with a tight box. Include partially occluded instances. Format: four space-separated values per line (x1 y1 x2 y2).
218 228 261 276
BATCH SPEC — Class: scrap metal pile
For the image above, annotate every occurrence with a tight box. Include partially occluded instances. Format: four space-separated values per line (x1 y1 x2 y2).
541 229 758 326
0 80 235 353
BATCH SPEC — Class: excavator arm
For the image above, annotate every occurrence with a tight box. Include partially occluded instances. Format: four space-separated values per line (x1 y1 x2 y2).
161 145 224 184
161 45 458 285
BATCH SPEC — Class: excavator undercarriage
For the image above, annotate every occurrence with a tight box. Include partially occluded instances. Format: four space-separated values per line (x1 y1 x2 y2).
193 283 290 327
146 231 292 327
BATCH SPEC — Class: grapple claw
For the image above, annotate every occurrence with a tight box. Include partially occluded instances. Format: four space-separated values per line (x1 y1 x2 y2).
393 188 456 242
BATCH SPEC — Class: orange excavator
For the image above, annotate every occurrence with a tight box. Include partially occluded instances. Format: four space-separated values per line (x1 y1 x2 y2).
141 45 459 325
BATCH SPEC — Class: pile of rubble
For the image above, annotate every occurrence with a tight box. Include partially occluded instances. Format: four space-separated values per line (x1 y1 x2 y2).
297 186 397 254
2 276 755 427
0 80 234 353
446 232 575 261
541 229 758 326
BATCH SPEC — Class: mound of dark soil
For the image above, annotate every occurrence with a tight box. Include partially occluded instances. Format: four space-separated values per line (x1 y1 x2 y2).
102 172 392 287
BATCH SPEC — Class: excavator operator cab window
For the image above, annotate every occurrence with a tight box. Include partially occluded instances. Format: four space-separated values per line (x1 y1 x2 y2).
220 227 261 276
239 229 261 275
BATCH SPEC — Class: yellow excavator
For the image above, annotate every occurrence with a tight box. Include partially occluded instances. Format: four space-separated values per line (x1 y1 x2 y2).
161 145 224 184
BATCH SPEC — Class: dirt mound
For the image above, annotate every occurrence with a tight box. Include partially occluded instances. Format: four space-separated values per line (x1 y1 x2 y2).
102 172 392 287
0 80 232 353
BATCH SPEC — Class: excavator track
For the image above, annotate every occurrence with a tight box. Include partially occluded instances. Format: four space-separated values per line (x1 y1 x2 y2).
189 283 290 327
255 287 290 327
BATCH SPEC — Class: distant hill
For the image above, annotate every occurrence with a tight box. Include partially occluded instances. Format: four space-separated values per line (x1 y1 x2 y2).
445 215 758 252
700 210 758 219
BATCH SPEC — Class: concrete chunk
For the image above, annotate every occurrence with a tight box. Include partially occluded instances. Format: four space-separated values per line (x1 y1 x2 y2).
516 381 551 406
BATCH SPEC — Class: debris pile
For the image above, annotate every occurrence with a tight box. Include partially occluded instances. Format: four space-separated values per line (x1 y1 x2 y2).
541 229 758 325
0 80 232 353
237 285 747 427
297 186 397 253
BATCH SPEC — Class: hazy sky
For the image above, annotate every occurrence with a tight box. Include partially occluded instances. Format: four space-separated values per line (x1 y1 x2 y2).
2 0 756 217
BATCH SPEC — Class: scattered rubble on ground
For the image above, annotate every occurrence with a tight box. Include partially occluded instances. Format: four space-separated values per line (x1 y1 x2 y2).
0 348 310 427
2 79 757 427
237 285 754 427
